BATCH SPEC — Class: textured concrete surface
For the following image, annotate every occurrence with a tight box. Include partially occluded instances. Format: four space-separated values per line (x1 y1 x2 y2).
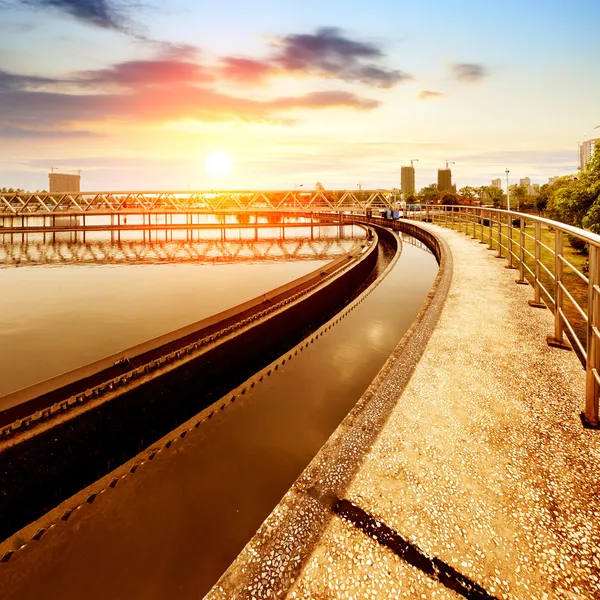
282 225 600 599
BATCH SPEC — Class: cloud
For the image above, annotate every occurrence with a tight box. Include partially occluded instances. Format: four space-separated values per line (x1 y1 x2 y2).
271 91 379 111
0 28 400 132
454 150 577 172
0 84 379 130
272 27 409 88
0 125 101 138
219 57 272 84
20 0 129 31
78 57 212 89
452 63 487 83
418 90 444 100
0 70 59 91
0 37 386 129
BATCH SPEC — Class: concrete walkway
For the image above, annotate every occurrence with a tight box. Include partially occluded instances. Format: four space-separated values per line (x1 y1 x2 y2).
279 225 600 599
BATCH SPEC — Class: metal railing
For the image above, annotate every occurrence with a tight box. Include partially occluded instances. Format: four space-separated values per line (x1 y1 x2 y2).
413 204 600 428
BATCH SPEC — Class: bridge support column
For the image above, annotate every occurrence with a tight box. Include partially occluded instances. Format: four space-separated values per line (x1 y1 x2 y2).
584 245 600 427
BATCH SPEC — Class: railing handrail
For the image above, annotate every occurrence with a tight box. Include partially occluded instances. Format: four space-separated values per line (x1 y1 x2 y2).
430 204 600 248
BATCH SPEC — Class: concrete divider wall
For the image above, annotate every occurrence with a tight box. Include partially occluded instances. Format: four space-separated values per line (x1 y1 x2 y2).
0 224 390 543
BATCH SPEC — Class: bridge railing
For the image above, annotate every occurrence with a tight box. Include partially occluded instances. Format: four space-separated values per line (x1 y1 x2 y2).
411 204 600 428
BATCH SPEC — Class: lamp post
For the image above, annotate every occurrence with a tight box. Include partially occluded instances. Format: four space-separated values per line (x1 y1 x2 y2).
505 169 510 211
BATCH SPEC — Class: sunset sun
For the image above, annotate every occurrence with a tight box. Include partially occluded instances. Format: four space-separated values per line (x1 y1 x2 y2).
205 150 232 178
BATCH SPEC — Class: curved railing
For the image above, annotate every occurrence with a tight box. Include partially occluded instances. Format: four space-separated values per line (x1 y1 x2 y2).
411 204 599 429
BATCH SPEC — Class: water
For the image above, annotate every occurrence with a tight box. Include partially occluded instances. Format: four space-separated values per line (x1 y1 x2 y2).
0 224 365 400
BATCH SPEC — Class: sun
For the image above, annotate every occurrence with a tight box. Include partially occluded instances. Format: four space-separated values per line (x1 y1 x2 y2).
205 150 232 178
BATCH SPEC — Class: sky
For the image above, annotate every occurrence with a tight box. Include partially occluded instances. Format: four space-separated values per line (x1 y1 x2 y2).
1 0 599 191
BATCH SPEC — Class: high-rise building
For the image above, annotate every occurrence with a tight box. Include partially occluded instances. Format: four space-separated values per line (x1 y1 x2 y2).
437 168 452 192
519 177 535 195
548 176 559 185
401 166 415 196
49 172 81 193
491 178 502 189
580 138 600 170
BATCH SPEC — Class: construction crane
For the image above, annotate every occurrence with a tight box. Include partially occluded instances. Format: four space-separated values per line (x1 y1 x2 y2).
446 160 455 169
410 158 419 167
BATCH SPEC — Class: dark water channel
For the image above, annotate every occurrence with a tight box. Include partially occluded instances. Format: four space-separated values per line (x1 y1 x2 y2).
3 234 438 600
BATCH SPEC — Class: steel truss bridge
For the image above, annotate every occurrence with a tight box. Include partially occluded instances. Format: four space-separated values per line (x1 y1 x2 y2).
0 190 397 215
0 236 362 267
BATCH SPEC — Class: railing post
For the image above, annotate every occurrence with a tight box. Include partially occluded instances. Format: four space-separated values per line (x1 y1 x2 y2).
585 245 600 427
487 209 493 249
478 208 485 243
516 217 528 284
496 212 503 258
506 211 516 269
471 208 476 239
426 204 430 222
547 229 571 350
528 221 546 308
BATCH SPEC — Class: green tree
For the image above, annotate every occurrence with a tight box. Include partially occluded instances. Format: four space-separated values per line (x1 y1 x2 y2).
510 184 527 211
542 146 600 246
439 192 459 205
418 183 440 204
536 184 551 214
480 185 504 208
458 186 476 199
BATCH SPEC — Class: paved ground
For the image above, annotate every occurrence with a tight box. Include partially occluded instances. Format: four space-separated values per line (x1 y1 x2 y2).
279 225 600 599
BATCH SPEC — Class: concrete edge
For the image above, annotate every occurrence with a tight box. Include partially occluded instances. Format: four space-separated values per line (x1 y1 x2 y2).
206 221 453 600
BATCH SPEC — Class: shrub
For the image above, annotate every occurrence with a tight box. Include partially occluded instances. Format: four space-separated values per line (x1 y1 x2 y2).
567 234 588 255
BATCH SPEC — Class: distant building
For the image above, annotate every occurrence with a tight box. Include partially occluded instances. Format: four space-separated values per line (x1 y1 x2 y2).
49 171 80 193
519 177 535 195
400 166 415 196
437 168 452 193
548 176 559 185
580 138 600 170
491 178 502 189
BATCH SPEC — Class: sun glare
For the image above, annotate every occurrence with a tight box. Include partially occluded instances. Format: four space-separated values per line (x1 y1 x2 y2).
205 150 232 178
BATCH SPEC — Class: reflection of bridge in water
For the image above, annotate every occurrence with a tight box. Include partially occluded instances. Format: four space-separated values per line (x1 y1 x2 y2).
0 231 365 267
